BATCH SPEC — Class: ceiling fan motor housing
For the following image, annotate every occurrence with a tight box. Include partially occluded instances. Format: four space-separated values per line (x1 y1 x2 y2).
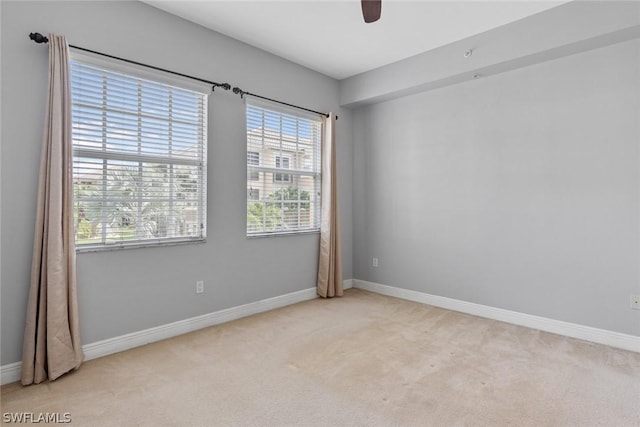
362 0 382 23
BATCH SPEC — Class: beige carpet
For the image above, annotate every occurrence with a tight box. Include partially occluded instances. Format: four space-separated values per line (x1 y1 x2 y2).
2 289 639 426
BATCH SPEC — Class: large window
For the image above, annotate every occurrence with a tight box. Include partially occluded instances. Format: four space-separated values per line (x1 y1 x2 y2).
246 100 322 236
70 55 208 250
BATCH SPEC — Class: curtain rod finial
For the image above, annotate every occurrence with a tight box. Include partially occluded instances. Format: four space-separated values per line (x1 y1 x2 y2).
29 33 49 44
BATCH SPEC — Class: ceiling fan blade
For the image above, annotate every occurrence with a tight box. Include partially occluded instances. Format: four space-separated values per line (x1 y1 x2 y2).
361 0 381 23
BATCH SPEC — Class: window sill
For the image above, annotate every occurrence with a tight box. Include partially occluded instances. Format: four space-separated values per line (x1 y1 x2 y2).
76 238 206 253
247 229 320 239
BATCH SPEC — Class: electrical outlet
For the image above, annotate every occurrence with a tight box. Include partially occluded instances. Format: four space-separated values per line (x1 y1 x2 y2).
631 294 640 310
196 280 204 294
372 258 379 268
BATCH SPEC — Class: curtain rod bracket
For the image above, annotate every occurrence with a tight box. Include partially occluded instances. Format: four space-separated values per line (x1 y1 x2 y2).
212 82 231 92
232 86 246 99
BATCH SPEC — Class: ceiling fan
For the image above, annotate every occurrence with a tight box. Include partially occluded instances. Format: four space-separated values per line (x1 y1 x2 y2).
361 0 382 23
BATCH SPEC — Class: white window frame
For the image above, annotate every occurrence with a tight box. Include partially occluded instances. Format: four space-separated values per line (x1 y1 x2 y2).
245 97 323 237
70 50 209 251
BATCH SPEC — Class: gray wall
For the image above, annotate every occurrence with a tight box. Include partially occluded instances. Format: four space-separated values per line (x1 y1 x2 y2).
0 1 353 366
353 38 639 336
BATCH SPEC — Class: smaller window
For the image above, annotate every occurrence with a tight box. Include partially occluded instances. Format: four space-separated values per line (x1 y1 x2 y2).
245 100 322 236
274 155 292 183
247 151 260 181
247 188 260 200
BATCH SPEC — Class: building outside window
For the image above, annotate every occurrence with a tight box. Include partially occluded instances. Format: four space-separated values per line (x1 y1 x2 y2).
248 151 260 181
245 100 322 236
274 155 291 183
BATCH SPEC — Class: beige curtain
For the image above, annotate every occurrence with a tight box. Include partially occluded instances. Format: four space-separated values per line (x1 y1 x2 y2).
317 113 343 298
21 34 83 385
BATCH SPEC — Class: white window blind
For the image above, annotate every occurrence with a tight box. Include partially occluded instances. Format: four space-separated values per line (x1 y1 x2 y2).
70 58 208 249
246 100 322 236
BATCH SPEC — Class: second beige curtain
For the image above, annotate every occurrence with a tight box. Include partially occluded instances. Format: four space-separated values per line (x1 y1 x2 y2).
21 34 83 385
317 113 343 298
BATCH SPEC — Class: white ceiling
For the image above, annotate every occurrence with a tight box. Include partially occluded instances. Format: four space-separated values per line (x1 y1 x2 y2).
143 0 568 80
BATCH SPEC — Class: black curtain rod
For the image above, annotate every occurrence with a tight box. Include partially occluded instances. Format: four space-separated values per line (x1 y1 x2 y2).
29 32 336 120
29 32 231 92
232 87 336 120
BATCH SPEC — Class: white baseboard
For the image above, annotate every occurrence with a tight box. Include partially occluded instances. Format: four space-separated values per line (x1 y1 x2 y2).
0 362 22 387
354 279 640 353
2 280 355 386
82 286 320 362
